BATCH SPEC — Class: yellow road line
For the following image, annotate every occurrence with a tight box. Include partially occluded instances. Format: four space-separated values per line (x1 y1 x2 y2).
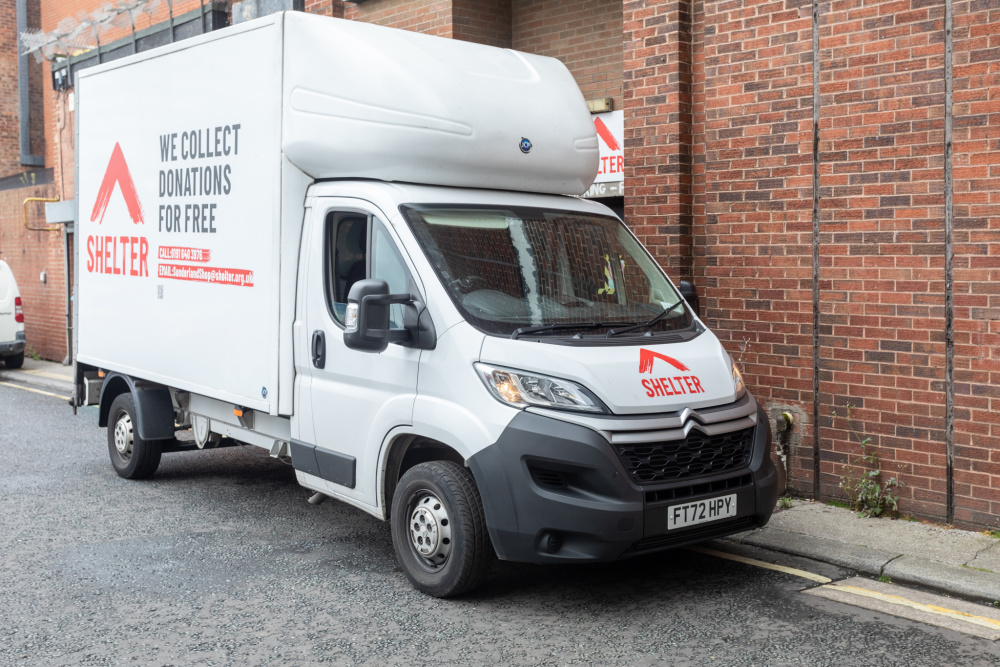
824 584 1000 631
0 381 70 401
687 545 833 583
691 544 1000 634
24 369 73 381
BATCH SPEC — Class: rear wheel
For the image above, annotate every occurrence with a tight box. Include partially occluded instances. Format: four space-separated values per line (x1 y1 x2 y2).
2 351 24 369
391 461 493 597
107 393 162 479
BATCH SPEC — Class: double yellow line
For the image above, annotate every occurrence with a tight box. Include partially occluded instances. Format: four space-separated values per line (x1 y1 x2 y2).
0 381 70 401
689 545 1000 633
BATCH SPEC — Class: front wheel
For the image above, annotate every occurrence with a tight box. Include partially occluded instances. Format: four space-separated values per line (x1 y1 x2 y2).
107 393 162 479
391 461 493 597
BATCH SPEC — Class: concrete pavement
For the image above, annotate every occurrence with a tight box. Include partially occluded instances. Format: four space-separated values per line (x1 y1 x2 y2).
727 499 1000 604
0 356 73 397
3 361 999 606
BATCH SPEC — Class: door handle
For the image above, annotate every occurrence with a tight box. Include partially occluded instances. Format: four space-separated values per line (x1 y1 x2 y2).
311 330 326 369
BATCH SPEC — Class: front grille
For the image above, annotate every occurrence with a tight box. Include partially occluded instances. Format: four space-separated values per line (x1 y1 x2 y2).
615 426 754 485
645 473 752 504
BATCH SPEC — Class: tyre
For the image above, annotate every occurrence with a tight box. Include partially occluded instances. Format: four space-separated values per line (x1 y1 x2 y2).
2 351 24 369
107 393 162 479
391 461 493 597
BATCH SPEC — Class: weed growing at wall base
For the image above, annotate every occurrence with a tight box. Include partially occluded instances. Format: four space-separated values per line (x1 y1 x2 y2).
832 405 905 519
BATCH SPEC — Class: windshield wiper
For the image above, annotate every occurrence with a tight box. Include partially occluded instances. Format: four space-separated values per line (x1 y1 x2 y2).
606 300 685 337
510 321 635 340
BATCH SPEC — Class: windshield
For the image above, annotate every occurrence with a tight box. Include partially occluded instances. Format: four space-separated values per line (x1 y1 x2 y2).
401 205 694 338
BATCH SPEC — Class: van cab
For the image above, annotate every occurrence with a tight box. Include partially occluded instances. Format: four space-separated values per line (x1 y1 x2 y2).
294 181 779 594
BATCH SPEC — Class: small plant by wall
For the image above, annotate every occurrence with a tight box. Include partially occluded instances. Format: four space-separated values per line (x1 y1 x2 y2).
831 405 905 519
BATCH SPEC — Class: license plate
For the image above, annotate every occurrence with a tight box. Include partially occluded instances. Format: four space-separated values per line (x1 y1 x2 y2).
666 494 737 530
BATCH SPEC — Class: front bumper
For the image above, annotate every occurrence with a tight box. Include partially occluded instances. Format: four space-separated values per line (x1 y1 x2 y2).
467 400 779 564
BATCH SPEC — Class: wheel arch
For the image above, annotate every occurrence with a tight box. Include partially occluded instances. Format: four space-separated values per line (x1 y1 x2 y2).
98 373 175 440
381 433 466 520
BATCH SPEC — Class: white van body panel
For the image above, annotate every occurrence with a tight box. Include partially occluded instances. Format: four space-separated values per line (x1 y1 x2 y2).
76 19 287 414
479 332 739 416
409 322 515 459
280 12 598 195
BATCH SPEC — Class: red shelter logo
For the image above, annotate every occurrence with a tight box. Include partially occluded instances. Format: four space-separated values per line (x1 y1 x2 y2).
638 348 705 398
90 142 144 225
639 348 690 374
85 142 149 278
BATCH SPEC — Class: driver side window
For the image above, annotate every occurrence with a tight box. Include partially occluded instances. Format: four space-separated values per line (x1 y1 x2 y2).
326 212 368 325
325 211 414 329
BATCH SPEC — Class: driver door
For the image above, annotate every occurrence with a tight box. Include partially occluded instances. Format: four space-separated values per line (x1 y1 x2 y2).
301 201 423 508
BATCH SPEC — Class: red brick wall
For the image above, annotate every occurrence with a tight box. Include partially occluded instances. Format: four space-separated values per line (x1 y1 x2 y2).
345 0 455 37
1 0 45 177
305 0 347 18
455 0 511 48
692 0 815 494
627 0 1000 527
0 0 20 176
622 0 694 292
952 0 1000 527
513 0 623 109
817 0 949 519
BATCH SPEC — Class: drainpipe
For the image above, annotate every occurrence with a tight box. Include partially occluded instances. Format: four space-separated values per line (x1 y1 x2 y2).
62 224 72 366
16 0 44 167
58 93 72 366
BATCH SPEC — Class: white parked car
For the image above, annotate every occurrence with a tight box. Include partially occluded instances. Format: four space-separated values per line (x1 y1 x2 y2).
0 260 25 369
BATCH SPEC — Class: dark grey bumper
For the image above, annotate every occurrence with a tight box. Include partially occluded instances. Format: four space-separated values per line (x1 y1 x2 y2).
0 340 25 355
467 402 778 564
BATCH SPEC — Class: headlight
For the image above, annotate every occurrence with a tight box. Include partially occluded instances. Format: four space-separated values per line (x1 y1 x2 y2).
474 363 607 413
732 361 746 399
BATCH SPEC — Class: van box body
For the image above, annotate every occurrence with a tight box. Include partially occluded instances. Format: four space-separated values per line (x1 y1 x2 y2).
76 12 598 415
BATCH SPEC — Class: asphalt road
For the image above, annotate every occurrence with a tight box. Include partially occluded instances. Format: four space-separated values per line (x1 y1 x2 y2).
2 383 999 666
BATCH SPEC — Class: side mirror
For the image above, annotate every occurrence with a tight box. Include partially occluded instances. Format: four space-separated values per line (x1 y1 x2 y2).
344 279 436 352
679 280 700 317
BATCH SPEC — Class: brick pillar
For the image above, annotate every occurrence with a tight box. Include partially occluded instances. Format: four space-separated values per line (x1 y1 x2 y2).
951 0 1000 529
623 0 694 285
692 0 815 495
816 0 949 518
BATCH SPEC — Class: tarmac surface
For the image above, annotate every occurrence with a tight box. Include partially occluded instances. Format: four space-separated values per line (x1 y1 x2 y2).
3 361 1000 664
4 357 999 606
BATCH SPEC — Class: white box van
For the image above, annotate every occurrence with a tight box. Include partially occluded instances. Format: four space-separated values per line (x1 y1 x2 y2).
74 12 778 597
0 260 26 369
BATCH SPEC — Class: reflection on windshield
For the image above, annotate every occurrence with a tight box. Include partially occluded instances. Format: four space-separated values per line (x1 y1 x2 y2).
402 206 692 337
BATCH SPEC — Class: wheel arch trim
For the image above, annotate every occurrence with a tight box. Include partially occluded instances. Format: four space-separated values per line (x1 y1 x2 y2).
98 373 175 440
378 427 471 520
